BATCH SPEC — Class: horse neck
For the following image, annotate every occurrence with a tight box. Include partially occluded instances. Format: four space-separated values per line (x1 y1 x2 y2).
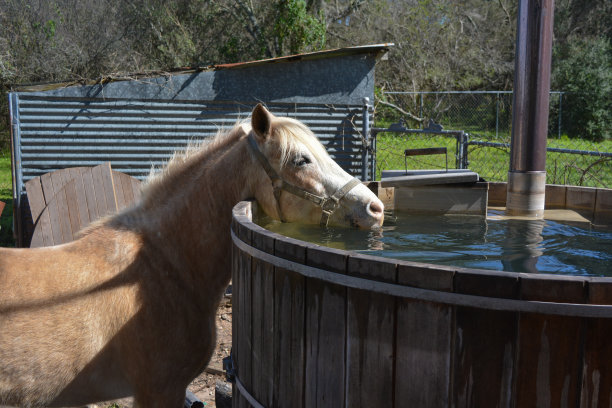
128 129 254 291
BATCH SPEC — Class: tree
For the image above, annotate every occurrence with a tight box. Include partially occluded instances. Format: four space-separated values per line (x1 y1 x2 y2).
552 35 611 140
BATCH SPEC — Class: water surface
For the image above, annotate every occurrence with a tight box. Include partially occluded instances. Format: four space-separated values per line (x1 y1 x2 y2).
259 212 612 277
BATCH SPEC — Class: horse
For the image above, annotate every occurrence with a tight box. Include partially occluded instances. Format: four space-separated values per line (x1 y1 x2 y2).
0 104 384 408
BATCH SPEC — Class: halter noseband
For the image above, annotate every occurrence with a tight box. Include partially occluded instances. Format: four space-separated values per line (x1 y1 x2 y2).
247 135 362 227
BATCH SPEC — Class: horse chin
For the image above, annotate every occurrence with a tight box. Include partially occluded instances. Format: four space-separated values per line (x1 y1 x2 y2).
336 213 384 230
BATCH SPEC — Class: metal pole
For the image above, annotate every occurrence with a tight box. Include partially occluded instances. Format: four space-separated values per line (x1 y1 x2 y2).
496 92 500 139
419 93 424 129
558 92 563 139
507 0 555 218
361 97 371 181
8 93 23 246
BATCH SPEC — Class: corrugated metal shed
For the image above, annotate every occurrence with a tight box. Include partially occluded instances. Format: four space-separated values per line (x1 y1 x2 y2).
9 44 391 246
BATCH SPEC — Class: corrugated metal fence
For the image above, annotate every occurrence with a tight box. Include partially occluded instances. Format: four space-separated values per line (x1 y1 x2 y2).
11 95 367 184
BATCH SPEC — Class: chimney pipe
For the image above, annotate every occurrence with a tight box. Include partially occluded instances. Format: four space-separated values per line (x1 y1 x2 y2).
507 0 555 217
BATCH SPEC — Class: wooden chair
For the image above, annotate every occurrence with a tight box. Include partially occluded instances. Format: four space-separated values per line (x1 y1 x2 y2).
25 162 141 248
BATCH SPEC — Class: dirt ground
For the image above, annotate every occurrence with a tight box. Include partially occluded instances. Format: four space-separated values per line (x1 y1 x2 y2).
95 295 233 408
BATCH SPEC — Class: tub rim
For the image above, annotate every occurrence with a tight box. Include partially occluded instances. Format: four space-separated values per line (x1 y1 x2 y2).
232 200 612 318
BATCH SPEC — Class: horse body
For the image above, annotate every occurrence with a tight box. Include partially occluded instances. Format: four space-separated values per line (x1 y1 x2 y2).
0 105 383 407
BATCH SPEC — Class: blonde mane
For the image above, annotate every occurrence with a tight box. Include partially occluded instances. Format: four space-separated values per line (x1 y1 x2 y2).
141 116 333 201
140 123 247 201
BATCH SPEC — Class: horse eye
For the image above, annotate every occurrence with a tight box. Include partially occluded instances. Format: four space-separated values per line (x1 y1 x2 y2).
294 155 311 167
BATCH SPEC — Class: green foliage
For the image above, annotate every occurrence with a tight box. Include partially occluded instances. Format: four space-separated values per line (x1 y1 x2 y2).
273 0 326 55
552 36 612 141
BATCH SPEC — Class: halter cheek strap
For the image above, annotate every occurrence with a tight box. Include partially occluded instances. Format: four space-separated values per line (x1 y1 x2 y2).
247 135 361 227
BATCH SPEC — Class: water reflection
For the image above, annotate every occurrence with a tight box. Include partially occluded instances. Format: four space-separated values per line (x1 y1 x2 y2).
259 212 612 277
500 219 545 273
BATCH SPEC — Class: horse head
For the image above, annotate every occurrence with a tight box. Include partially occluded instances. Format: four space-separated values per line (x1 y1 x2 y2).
247 104 384 229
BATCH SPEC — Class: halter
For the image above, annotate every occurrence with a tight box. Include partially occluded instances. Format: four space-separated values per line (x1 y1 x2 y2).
247 135 362 227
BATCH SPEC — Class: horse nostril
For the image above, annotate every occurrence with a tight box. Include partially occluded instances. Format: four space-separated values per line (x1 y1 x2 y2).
368 200 384 217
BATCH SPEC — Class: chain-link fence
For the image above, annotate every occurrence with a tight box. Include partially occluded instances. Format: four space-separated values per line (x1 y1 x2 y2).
374 91 611 188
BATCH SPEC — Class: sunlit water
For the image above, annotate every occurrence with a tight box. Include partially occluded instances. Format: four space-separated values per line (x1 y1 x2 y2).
259 212 612 277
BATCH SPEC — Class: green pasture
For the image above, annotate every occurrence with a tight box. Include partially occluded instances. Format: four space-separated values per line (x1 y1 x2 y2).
0 148 14 247
375 132 612 188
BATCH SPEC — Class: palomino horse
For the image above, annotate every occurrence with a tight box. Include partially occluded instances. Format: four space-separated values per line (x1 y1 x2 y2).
0 104 384 407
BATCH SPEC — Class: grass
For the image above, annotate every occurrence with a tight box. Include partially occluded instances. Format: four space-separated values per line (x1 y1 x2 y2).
375 131 612 188
0 148 14 247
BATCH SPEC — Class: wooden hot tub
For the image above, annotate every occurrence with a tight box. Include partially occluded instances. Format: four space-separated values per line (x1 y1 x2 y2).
230 200 612 408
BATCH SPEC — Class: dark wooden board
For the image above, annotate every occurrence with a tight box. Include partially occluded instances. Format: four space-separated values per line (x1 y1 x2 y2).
345 254 396 407
452 270 519 408
515 274 586 406
273 267 305 408
250 256 275 407
305 246 347 408
395 262 454 407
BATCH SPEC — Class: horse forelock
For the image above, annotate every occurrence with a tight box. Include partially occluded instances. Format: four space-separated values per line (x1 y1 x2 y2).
272 117 334 171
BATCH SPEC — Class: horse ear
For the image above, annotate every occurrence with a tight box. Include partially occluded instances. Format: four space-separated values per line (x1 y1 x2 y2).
251 103 273 140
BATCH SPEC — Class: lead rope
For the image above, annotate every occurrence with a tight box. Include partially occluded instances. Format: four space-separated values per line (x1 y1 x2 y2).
247 135 361 227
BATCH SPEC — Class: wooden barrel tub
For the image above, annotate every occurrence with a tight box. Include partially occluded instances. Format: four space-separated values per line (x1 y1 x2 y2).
230 200 612 408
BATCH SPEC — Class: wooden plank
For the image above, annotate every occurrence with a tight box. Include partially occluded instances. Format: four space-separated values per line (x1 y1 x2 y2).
582 279 612 408
49 170 74 244
112 171 128 211
544 184 567 208
237 248 252 408
566 186 596 219
56 183 73 244
249 224 275 407
131 177 142 202
63 180 81 239
594 188 612 226
250 256 275 407
40 168 79 245
273 267 305 408
395 262 454 407
381 171 479 188
91 163 111 217
68 167 92 231
30 203 53 247
230 242 247 408
100 162 119 215
452 270 519 408
112 171 135 210
81 167 99 222
24 177 46 224
404 147 447 156
345 253 396 408
515 275 586 407
40 172 64 246
273 233 306 408
304 246 347 408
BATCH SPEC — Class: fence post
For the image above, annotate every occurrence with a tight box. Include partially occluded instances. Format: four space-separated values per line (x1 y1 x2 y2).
496 92 500 139
457 132 469 169
558 92 563 139
419 93 424 129
361 97 371 181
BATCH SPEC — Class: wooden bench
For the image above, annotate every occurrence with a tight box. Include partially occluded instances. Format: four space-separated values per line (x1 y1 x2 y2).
404 147 448 172
25 162 141 247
